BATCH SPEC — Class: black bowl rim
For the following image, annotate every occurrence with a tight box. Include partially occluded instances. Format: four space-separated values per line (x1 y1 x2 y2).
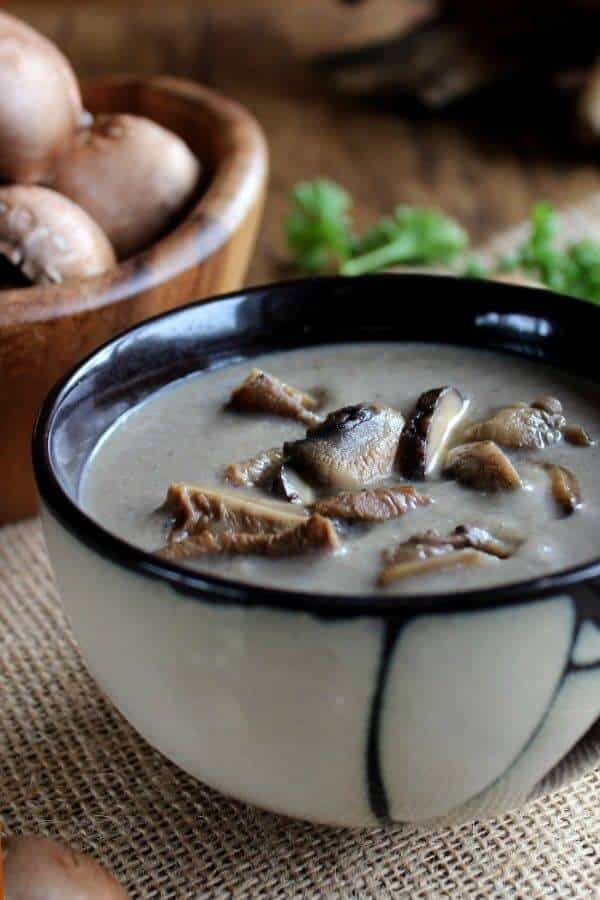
33 274 600 619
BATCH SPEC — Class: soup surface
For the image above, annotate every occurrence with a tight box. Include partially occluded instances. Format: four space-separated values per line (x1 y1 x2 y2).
80 342 600 595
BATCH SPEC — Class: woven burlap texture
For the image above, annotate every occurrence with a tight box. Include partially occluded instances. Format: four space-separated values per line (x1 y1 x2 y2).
1 519 599 899
3 196 600 898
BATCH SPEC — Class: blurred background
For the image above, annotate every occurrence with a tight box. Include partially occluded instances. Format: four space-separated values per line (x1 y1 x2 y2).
7 0 599 283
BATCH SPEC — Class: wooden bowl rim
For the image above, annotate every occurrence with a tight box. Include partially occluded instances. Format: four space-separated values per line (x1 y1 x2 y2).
0 75 268 327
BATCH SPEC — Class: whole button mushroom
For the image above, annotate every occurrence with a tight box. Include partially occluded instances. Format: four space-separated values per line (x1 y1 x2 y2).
3 834 129 899
0 11 86 183
0 185 116 284
53 114 201 259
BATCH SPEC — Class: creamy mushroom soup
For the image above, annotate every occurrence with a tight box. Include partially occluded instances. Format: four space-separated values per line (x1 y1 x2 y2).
80 342 600 595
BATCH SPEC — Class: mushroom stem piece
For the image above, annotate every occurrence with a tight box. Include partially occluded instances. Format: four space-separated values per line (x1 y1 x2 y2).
563 424 594 447
378 548 487 587
462 404 565 449
539 463 583 516
159 514 340 560
163 482 307 541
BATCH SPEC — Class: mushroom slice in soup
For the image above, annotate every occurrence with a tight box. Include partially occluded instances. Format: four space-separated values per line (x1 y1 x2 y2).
228 369 323 426
563 424 595 447
163 482 307 541
443 440 522 491
399 386 468 479
159 514 339 560
537 463 583 516
462 404 565 449
313 485 430 521
284 403 405 490
225 447 285 488
378 548 488 586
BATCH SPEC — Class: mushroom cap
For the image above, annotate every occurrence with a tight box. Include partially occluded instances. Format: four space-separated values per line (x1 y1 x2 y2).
0 11 84 183
0 185 116 284
53 114 201 259
3 834 129 900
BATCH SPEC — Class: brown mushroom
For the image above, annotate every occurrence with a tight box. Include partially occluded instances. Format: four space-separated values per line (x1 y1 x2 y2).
0 12 86 183
537 463 583 516
313 485 431 521
399 386 468 479
52 114 200 259
225 447 285 488
228 369 322 426
443 440 522 491
159 513 340 560
284 403 405 489
461 404 565 449
378 547 487 587
0 186 115 283
563 424 594 447
3 834 129 899
163 482 307 541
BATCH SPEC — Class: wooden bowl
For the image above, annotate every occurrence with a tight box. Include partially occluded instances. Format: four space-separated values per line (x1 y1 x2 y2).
0 75 268 523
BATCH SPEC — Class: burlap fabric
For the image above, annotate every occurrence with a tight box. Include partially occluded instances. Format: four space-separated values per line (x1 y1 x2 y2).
2 200 600 898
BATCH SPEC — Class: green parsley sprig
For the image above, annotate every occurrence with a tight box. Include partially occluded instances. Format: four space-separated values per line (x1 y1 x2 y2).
284 179 600 304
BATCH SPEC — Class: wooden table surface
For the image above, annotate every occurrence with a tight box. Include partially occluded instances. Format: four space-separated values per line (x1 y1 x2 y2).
9 1 600 284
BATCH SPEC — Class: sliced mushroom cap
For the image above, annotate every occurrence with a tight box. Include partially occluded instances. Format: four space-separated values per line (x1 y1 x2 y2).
52 114 200 258
563 424 595 447
159 514 340 560
462 404 565 450
538 463 583 516
313 485 430 521
163 482 307 541
229 369 322 426
225 447 285 488
271 465 316 505
284 403 405 490
0 12 85 183
0 185 115 283
3 834 129 900
443 440 522 491
399 386 468 479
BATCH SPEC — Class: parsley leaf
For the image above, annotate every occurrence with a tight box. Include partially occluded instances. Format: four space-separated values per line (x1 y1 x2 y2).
285 179 353 273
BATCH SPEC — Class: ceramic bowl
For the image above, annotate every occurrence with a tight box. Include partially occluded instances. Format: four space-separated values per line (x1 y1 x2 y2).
33 275 600 828
0 75 267 523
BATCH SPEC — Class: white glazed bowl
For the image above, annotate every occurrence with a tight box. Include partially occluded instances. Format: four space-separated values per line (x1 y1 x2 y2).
33 275 600 828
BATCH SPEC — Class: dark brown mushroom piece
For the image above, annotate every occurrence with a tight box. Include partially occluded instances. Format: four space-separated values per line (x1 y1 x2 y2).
531 395 563 415
313 485 431 521
163 482 307 541
462 404 565 449
538 463 583 516
284 403 405 490
159 514 340 560
563 424 595 447
271 465 316 505
228 369 322 426
225 447 285 488
399 386 468 479
443 440 522 491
